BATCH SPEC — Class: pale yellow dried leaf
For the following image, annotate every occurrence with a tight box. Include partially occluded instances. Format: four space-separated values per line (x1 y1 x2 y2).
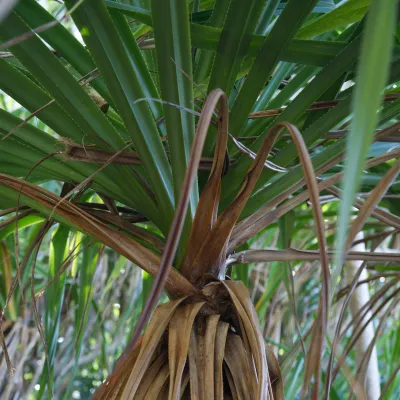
188 327 201 400
222 281 270 399
136 352 168 400
214 321 229 400
203 314 221 400
225 366 239 400
122 298 185 399
181 89 229 278
168 302 205 400
180 372 190 399
224 334 252 400
345 159 400 250
143 363 170 400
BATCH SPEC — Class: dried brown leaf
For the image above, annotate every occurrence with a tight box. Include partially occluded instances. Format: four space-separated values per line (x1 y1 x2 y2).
265 345 283 399
230 137 400 252
0 243 16 319
222 281 270 399
202 314 221 400
63 143 222 171
121 298 185 398
188 326 201 400
247 94 400 119
345 159 400 250
224 333 254 400
143 363 170 400
228 248 400 264
225 366 239 400
214 321 230 400
89 210 164 252
135 352 168 400
93 337 143 400
188 123 287 283
0 174 197 298
326 185 400 231
180 89 229 277
168 302 205 400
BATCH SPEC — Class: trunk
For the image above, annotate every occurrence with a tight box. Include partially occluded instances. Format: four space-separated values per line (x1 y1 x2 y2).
346 234 381 400
94 281 283 399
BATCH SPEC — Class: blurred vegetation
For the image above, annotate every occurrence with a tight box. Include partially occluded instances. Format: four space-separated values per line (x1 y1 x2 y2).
0 0 400 399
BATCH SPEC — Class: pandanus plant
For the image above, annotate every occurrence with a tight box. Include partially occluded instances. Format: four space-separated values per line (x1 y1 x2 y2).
0 0 400 398
91 91 330 399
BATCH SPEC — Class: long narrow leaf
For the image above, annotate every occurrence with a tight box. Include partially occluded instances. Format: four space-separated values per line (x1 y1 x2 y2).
333 1 398 291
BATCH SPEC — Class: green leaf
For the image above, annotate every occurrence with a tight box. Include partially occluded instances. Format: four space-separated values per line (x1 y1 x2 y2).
207 0 266 95
151 0 198 213
75 240 99 352
0 12 124 150
39 226 70 397
0 215 44 240
222 35 362 204
256 262 284 318
255 0 281 35
102 255 127 297
296 0 371 39
109 10 162 120
65 238 100 398
334 1 398 289
0 11 162 224
268 65 319 109
0 109 142 209
252 62 294 112
65 0 175 232
230 243 250 287
0 58 84 144
142 269 154 307
193 0 230 83
242 140 346 218
15 0 112 105
230 0 319 137
105 2 390 68
150 0 200 256
104 1 152 26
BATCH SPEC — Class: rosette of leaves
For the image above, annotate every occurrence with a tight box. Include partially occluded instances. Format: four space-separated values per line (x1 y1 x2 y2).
89 88 329 399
